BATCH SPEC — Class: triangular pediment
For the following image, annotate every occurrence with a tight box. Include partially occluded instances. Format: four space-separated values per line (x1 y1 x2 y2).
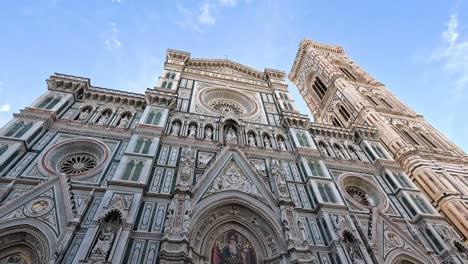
192 147 277 208
0 174 79 238
373 211 435 264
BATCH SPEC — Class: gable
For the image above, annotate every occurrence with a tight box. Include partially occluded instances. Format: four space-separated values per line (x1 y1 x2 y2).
0 174 78 238
192 147 277 208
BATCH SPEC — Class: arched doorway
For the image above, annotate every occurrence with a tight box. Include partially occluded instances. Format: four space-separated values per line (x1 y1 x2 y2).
0 226 50 264
188 195 286 264
389 253 427 264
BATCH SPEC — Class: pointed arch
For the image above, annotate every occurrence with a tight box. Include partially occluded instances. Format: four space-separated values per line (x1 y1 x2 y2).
0 222 53 264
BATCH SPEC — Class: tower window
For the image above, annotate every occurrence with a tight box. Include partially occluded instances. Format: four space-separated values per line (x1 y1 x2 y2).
331 117 343 128
366 95 379 106
38 96 60 110
424 227 444 253
379 98 393 109
418 133 438 149
312 77 328 100
364 146 376 161
318 182 336 203
401 130 420 146
308 161 323 177
400 195 417 216
170 73 176 79
146 110 162 125
384 173 398 190
0 145 7 156
372 145 387 159
165 72 171 78
161 81 167 89
167 82 173 89
122 160 144 181
338 106 351 121
339 67 357 80
411 195 432 214
297 132 310 147
5 121 33 138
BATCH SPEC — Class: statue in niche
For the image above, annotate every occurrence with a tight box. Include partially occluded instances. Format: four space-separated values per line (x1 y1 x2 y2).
188 124 197 138
97 111 111 125
263 136 271 148
297 219 308 243
271 160 288 197
171 122 180 135
117 113 131 128
225 125 237 142
248 133 256 147
182 210 191 234
179 147 195 185
78 107 91 121
164 208 174 233
281 217 293 241
90 226 115 259
205 126 213 140
277 138 287 150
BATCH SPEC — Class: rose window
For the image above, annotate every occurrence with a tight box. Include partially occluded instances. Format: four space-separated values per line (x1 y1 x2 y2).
345 186 370 207
59 154 97 175
339 175 388 210
40 138 110 178
198 87 259 118
209 100 244 115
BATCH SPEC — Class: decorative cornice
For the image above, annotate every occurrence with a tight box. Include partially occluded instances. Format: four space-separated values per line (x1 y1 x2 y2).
48 73 146 108
186 58 267 81
288 39 344 82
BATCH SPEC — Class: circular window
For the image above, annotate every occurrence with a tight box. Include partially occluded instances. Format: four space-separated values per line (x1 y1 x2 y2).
59 154 97 175
209 100 245 115
199 87 259 118
345 186 371 207
40 138 110 178
339 174 387 210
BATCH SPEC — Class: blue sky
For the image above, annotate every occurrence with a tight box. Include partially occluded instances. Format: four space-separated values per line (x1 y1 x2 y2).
0 0 467 152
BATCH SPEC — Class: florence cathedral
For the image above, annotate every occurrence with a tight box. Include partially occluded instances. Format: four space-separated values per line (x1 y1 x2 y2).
0 39 467 264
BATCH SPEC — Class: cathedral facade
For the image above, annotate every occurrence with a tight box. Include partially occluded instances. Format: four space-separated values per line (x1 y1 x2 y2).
0 40 466 264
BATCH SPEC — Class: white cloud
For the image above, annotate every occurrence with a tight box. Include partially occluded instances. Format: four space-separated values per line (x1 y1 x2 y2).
0 104 11 112
177 0 243 32
105 22 121 49
112 0 121 3
435 13 468 91
198 3 215 25
443 14 459 46
218 0 237 7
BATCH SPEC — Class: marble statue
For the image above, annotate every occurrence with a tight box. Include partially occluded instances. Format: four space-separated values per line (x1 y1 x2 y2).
91 226 115 257
226 126 237 141
278 138 286 150
188 124 197 138
248 133 256 147
117 115 130 128
171 122 180 135
205 126 213 140
78 108 90 121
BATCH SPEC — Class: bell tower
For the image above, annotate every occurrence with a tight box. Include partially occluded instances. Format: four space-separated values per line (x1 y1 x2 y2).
289 39 468 241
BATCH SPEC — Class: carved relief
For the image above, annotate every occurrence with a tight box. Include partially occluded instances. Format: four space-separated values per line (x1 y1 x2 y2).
208 161 260 198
